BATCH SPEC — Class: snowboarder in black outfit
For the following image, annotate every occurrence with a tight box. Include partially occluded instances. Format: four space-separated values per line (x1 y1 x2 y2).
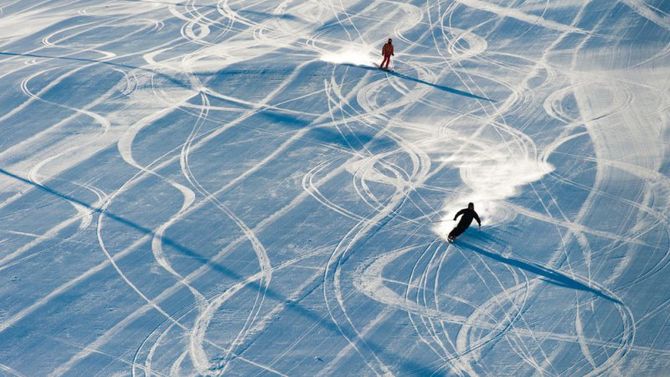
448 202 481 242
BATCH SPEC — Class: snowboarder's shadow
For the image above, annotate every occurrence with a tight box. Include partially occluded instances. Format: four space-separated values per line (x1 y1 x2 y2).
467 228 500 243
341 63 495 102
455 237 620 304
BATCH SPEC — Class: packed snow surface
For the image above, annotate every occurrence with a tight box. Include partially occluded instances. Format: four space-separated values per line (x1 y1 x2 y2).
1 0 669 376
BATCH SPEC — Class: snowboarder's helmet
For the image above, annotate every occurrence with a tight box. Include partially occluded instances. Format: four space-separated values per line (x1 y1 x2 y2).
468 202 474 209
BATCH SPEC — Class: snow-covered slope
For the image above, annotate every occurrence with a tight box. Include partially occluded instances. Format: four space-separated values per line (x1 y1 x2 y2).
1 0 669 376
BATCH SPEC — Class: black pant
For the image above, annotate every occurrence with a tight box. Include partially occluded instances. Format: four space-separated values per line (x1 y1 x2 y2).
448 224 468 240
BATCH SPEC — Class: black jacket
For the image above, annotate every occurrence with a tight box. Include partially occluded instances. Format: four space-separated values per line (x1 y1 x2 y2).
454 208 481 228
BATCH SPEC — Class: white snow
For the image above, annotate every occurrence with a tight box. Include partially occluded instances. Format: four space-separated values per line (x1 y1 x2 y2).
320 46 377 67
0 0 669 376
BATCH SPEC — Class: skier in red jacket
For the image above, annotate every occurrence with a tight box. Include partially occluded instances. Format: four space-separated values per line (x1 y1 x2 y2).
380 38 394 70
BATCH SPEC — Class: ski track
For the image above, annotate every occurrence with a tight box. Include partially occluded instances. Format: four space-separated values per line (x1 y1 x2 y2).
0 0 669 376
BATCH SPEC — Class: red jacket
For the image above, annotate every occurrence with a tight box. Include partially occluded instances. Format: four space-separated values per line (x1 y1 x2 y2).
382 42 394 57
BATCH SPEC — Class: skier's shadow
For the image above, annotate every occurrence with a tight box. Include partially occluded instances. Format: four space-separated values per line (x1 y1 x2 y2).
342 63 495 102
456 236 620 304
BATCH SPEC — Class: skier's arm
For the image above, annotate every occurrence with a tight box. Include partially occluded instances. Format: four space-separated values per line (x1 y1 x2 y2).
391 45 394 56
474 212 481 228
453 209 465 221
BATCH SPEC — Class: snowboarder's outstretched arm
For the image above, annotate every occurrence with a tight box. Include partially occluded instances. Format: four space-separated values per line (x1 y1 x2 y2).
453 209 465 221
474 211 481 227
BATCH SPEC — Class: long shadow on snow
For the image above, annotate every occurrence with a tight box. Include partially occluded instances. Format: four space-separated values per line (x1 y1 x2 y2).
0 51 297 117
0 51 321 116
0 51 194 91
0 168 442 375
0 51 290 87
343 63 495 102
116 0 301 21
457 237 621 304
0 51 283 103
260 110 312 128
261 110 376 150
